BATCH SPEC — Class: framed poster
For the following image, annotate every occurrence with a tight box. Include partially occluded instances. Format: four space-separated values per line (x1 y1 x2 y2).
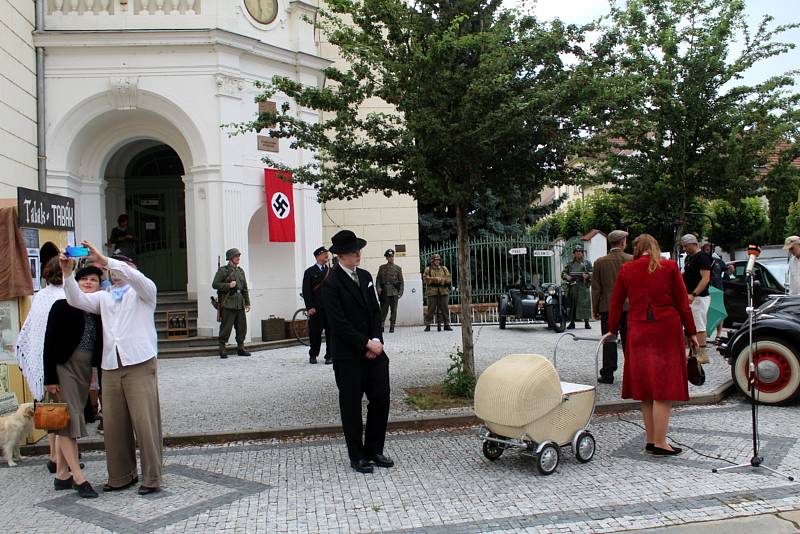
27 248 40 291
0 300 20 361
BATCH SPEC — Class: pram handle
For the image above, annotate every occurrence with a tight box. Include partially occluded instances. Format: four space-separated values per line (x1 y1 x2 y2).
552 332 620 386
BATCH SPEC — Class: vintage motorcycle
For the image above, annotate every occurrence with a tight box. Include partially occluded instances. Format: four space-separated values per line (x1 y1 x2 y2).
498 280 571 333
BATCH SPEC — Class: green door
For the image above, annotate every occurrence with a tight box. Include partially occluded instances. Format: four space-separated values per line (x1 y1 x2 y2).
125 178 187 292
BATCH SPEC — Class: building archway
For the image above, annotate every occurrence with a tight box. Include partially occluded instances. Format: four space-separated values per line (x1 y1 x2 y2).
105 142 188 291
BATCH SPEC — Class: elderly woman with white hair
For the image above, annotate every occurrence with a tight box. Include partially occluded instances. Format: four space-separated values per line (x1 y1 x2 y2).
785 235 800 295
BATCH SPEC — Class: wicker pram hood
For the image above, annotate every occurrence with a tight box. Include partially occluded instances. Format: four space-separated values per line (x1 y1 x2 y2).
474 354 563 427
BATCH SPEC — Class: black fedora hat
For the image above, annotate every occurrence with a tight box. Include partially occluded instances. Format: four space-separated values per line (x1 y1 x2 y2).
329 230 367 254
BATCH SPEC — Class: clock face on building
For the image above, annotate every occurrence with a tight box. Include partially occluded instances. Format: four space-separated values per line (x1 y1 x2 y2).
244 0 279 25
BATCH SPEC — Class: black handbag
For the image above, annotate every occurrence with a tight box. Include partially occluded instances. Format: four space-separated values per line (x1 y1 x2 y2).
687 355 706 386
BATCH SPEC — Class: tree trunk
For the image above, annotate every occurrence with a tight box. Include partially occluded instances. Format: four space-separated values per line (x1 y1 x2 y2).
455 204 475 378
673 200 688 259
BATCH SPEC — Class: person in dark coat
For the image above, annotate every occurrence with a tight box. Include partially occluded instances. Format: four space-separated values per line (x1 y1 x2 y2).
302 246 331 364
608 234 699 457
322 230 392 474
43 265 104 498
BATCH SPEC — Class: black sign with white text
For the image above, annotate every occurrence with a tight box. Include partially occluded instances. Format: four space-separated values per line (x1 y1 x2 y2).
17 187 75 230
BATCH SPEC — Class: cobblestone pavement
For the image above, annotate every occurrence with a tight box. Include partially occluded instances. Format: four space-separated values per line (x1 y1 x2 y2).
4 402 799 533
149 324 732 435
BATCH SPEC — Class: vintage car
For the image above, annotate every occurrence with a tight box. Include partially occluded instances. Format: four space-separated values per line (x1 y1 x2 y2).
718 294 800 406
497 282 571 333
722 257 789 326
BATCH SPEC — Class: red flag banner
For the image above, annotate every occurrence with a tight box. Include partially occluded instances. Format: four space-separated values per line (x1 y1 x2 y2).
265 169 296 242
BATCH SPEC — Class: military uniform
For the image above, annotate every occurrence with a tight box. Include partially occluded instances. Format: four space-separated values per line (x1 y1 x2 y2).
423 255 452 331
562 249 592 328
213 248 250 358
302 246 331 364
376 249 404 333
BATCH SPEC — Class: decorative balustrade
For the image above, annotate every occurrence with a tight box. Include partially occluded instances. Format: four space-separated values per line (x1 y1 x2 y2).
48 0 201 16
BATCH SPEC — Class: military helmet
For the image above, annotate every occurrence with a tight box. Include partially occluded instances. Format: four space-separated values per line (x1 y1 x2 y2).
226 248 242 260
431 253 442 261
384 249 395 257
573 244 584 253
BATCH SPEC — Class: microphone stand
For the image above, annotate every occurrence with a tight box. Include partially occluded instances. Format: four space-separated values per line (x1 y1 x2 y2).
712 263 794 480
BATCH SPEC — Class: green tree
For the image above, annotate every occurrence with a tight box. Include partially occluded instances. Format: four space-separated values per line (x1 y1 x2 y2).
592 0 800 255
708 197 769 254
786 191 800 236
235 0 599 376
764 147 800 242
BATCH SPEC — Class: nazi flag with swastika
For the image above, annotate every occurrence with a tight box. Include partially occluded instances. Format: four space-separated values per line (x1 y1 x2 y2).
265 168 296 242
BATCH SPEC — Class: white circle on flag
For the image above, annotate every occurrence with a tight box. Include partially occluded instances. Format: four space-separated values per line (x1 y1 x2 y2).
270 192 291 220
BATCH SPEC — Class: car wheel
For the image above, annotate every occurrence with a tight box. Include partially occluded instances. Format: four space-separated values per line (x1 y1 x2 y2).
731 337 800 406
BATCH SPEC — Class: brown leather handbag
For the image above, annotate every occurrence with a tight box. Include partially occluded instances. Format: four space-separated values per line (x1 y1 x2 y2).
34 392 70 431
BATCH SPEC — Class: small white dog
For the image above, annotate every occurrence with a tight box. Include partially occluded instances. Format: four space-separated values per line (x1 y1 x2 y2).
0 403 35 467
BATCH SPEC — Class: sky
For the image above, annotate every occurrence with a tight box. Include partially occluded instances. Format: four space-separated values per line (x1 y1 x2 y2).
506 0 800 87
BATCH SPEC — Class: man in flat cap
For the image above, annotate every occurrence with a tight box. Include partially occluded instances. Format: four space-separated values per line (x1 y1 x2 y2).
323 230 392 474
213 248 251 359
592 230 632 383
302 246 331 364
376 249 404 333
681 233 711 364
562 244 593 329
423 254 452 331
784 235 800 295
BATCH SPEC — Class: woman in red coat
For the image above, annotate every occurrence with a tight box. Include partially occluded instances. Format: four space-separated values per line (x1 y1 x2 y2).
608 234 699 456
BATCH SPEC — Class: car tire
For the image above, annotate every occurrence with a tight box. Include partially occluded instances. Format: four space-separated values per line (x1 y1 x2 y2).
731 337 800 406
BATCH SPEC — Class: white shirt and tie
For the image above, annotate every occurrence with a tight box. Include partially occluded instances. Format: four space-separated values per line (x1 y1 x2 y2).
64 257 158 370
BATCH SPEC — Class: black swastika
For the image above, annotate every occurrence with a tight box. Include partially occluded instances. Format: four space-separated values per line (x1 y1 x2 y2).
272 194 289 217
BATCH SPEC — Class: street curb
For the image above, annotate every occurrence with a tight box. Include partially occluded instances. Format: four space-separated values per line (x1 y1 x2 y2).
20 380 734 455
158 337 306 359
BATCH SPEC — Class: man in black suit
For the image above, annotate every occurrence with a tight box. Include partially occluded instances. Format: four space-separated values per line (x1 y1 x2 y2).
302 246 331 364
323 230 393 474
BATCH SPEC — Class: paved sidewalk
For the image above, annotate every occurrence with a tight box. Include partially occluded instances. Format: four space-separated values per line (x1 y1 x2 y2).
144 325 732 436
3 402 798 533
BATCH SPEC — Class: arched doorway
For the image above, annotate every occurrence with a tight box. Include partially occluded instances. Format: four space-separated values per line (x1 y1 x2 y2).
106 143 188 291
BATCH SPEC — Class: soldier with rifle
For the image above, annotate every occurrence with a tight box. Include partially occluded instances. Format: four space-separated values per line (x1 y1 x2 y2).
212 248 251 359
423 254 452 332
376 249 404 333
562 244 593 330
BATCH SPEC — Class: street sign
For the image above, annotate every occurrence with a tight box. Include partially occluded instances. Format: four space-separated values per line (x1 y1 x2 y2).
17 187 75 230
508 247 527 255
533 250 555 257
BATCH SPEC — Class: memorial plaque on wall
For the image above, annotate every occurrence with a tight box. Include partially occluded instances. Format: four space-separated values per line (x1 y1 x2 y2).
17 187 75 230
258 135 280 152
258 100 277 117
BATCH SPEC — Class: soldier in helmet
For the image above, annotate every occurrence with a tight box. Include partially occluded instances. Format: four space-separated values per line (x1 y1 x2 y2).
376 249 404 333
213 248 251 359
423 254 452 332
562 244 593 329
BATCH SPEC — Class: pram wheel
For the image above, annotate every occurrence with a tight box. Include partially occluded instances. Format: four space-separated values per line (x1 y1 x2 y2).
482 441 504 461
536 443 559 475
574 431 596 463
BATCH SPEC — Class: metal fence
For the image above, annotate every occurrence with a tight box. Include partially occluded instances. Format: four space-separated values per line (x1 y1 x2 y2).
420 236 567 306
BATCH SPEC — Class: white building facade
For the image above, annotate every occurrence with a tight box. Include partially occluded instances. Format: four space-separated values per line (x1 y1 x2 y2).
34 0 422 338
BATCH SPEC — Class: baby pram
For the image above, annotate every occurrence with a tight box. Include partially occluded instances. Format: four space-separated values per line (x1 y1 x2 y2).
474 333 608 475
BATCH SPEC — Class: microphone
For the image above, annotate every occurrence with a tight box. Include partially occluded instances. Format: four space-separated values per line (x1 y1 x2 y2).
745 244 761 276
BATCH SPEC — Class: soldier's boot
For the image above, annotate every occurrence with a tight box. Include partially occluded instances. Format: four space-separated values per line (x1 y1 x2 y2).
237 344 251 357
389 324 395 333
219 343 228 359
584 320 591 329
567 322 575 330
437 323 442 332
424 325 431 332
443 324 453 331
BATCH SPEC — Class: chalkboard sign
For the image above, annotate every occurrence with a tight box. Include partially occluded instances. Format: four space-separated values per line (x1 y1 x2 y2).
17 187 75 230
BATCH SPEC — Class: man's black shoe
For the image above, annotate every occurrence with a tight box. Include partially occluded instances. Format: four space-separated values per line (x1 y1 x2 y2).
443 325 453 331
138 485 161 495
437 324 442 331
389 326 395 333
102 477 138 492
585 321 591 329
350 459 374 473
310 357 318 364
237 348 251 356
324 357 333 365
597 376 614 384
368 454 394 468
220 353 228 359
567 322 576 330
424 325 430 332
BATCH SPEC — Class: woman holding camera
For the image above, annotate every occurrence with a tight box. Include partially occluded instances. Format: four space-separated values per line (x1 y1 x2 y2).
608 234 699 456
